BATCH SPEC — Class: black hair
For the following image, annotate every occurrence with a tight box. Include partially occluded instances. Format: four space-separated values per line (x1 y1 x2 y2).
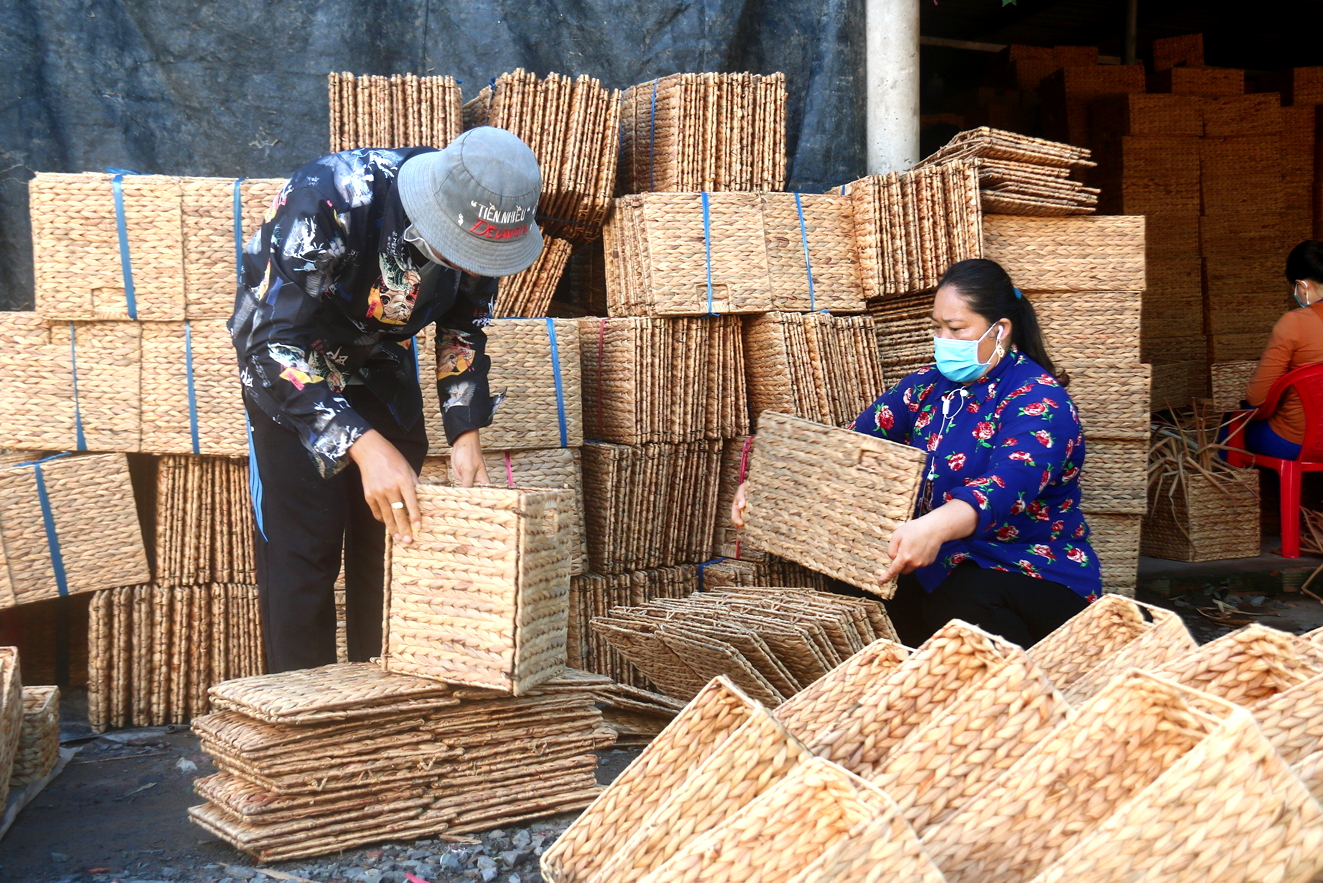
936 258 1064 385
1285 240 1323 284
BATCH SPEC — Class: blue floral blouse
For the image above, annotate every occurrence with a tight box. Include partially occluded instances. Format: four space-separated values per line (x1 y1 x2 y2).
851 349 1103 601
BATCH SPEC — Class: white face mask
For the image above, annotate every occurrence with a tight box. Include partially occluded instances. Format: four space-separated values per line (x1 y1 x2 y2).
402 223 455 269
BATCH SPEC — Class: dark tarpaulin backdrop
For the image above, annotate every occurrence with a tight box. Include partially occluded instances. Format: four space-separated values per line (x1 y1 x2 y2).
0 0 865 309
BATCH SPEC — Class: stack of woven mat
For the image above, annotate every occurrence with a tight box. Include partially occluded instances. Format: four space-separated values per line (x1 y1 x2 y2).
617 73 787 194
590 587 896 707
743 312 884 428
915 127 1098 216
603 191 864 316
88 583 264 730
495 235 575 318
327 72 463 152
542 596 1323 883
190 664 614 862
464 69 620 246
152 456 256 587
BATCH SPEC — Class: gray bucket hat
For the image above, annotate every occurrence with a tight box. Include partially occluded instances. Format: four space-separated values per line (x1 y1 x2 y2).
397 127 543 277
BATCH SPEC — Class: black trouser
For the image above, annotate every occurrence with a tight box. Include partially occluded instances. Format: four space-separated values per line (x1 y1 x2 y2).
880 561 1088 649
246 388 428 672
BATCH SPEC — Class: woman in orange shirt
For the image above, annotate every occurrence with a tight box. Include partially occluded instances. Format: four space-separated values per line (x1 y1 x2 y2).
1242 240 1323 459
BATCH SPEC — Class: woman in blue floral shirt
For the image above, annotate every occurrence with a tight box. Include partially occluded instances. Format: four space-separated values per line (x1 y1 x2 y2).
738 259 1100 648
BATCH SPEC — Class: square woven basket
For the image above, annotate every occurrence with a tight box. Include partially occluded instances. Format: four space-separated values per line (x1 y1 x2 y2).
140 320 247 456
11 685 59 788
741 412 926 595
980 215 1146 292
181 177 286 319
1141 467 1260 562
381 485 572 695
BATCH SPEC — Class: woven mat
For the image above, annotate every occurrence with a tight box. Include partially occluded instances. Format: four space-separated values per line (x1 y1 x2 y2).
328 72 462 152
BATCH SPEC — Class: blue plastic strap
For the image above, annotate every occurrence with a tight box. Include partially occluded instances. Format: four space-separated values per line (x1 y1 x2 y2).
233 177 247 283
245 415 267 541
649 78 658 192
794 192 816 312
184 321 200 455
110 174 139 319
839 184 847 195
696 557 724 592
68 323 87 451
13 454 73 597
701 191 716 315
546 318 568 447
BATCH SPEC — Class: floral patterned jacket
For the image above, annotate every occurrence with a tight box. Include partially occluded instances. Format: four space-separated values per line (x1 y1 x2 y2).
851 349 1102 601
230 148 497 477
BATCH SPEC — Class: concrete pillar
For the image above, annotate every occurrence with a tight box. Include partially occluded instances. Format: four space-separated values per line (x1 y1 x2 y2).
865 0 921 174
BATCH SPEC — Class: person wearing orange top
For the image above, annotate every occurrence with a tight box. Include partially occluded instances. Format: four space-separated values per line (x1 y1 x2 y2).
1242 241 1323 459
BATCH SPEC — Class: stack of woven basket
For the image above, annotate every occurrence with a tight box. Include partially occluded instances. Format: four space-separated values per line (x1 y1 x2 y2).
541 597 1323 883
617 73 787 195
189 664 614 862
327 72 463 152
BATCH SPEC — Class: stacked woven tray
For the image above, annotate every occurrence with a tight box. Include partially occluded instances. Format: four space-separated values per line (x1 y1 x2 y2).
419 447 589 575
30 173 283 322
12 685 59 788
417 318 583 452
594 682 686 748
590 587 897 706
494 233 574 318
604 191 864 316
580 442 722 574
741 412 927 596
152 456 257 587
87 584 265 731
543 600 1323 883
327 72 463 152
618 73 787 194
837 161 982 298
190 663 614 861
915 127 1098 216
382 485 572 696
0 453 149 609
743 313 884 429
463 69 620 244
579 317 748 444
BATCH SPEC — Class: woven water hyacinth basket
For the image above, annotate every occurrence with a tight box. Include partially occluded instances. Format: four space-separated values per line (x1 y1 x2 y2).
1210 359 1257 412
11 685 59 788
790 811 947 883
1033 290 1142 364
1249 671 1323 767
30 173 186 321
1079 437 1147 515
0 453 149 609
1086 512 1141 593
1027 594 1192 698
1153 624 1323 707
1058 360 1150 439
418 318 582 452
181 177 285 319
542 677 758 883
421 447 589 575
382 485 571 695
1024 698 1323 883
741 412 926 595
0 648 22 809
139 320 246 456
980 215 1146 292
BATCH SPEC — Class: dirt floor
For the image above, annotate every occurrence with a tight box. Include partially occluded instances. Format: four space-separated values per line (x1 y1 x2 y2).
3 587 1322 883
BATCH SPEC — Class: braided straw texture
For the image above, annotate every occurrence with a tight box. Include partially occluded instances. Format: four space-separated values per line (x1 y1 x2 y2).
153 456 257 587
1152 624 1323 707
209 663 455 725
421 447 588 575
787 811 947 883
773 639 909 737
542 677 757 883
1250 670 1323 766
140 320 247 455
31 173 185 321
1025 704 1323 883
11 685 59 788
418 318 583 452
0 648 21 809
980 215 1146 292
381 485 571 695
495 233 573 318
1086 512 1141 592
1080 438 1147 515
1058 360 1150 440
328 72 463 152
589 706 812 881
604 192 864 316
0 453 149 608
741 411 926 595
1297 749 1323 803
1034 290 1141 363
181 177 285 318
1210 360 1258 412
921 671 1240 883
635 756 898 883
1142 464 1260 562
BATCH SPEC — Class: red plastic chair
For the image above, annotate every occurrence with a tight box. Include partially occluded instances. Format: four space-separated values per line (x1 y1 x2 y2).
1225 363 1323 557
